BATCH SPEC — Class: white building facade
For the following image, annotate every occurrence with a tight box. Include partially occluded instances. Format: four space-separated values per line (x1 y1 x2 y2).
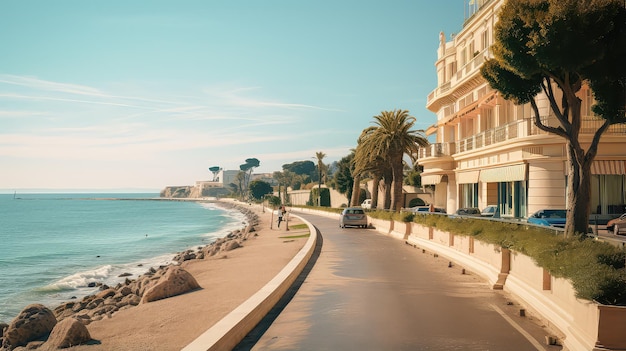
419 0 626 221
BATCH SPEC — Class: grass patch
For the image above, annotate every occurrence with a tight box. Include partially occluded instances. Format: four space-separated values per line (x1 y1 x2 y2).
411 214 626 305
288 223 308 230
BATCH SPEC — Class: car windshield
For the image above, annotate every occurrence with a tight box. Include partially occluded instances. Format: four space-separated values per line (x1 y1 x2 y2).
541 210 566 218
345 209 364 214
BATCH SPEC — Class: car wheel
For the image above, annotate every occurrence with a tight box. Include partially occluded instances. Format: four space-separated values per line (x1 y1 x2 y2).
615 226 621 235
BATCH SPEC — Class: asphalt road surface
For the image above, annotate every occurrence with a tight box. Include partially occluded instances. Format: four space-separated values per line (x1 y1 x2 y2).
241 213 563 351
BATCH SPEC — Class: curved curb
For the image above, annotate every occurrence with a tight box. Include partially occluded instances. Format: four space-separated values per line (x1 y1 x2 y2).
181 214 317 351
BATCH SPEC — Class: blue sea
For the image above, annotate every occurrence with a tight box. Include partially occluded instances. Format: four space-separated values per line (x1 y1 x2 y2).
0 193 246 323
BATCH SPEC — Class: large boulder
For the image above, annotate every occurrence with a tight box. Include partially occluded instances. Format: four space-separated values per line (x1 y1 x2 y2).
1 304 56 350
222 240 241 252
42 318 91 349
140 266 200 303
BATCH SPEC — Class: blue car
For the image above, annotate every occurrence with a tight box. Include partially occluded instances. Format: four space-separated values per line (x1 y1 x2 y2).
527 209 567 228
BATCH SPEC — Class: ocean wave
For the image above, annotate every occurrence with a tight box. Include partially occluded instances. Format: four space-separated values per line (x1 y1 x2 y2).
38 252 176 293
199 202 249 238
38 265 115 292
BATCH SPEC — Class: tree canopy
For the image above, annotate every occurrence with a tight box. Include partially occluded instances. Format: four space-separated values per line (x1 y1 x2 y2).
239 158 260 200
282 160 316 180
208 166 222 182
480 0 626 236
330 152 355 205
248 179 273 200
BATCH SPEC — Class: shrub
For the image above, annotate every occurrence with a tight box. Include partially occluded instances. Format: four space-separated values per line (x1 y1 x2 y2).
393 212 414 222
367 210 395 221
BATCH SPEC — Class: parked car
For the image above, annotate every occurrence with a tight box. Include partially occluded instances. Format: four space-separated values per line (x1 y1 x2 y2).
454 207 481 216
481 205 499 217
361 199 372 209
527 209 567 228
607 213 626 235
409 206 446 214
339 207 368 228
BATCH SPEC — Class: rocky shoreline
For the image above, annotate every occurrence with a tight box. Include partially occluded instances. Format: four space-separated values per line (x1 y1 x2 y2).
0 201 260 351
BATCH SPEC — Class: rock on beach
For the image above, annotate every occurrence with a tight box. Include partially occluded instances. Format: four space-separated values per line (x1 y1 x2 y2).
43 318 92 349
1 304 56 351
140 266 200 303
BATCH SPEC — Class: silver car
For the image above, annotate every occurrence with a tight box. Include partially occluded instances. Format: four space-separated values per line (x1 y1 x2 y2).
339 207 368 228
607 213 626 235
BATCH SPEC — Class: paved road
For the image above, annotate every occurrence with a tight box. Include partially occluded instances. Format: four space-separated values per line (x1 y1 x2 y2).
242 213 562 351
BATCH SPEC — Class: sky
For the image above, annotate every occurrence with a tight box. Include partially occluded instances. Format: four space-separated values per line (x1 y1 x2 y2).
0 1 466 192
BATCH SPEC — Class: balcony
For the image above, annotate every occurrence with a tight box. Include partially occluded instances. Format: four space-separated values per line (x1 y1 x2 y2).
418 142 455 159
427 47 493 109
418 116 626 159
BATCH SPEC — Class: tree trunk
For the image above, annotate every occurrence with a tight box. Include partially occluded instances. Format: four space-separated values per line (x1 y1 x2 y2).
351 174 361 206
371 174 381 209
384 177 393 210
564 142 593 237
391 154 404 211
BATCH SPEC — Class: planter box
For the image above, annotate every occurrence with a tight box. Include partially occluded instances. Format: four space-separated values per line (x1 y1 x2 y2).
391 221 410 240
368 217 392 235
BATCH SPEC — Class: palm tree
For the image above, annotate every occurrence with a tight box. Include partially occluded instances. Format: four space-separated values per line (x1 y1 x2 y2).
353 148 389 210
358 110 428 211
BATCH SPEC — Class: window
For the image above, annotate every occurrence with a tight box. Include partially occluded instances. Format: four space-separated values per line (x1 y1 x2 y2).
582 88 594 117
593 175 626 214
497 181 527 217
460 183 479 208
481 30 489 50
460 48 466 67
516 103 531 120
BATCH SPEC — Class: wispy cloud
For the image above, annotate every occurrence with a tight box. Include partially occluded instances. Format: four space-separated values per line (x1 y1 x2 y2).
0 74 104 97
0 110 47 118
201 85 340 112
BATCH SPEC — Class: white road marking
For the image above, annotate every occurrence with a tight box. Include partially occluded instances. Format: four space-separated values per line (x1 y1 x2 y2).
490 304 546 350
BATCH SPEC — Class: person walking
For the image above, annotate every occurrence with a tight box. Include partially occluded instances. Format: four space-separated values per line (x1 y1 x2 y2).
277 206 284 228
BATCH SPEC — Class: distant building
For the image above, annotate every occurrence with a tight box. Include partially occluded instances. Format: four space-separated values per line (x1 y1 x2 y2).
217 170 240 187
419 0 626 220
194 169 241 197
251 173 278 186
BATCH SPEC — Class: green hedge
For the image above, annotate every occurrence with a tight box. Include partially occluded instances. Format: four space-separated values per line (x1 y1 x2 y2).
411 214 626 305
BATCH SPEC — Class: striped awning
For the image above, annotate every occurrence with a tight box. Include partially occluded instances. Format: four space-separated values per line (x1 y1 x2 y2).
479 164 527 183
456 170 480 184
591 160 626 175
421 174 443 185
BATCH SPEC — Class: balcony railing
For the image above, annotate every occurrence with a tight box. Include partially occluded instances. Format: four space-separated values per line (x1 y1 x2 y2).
427 47 493 107
419 116 626 159
418 142 456 159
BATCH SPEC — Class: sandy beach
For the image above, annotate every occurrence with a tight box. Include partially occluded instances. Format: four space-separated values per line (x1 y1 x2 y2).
60 201 307 351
